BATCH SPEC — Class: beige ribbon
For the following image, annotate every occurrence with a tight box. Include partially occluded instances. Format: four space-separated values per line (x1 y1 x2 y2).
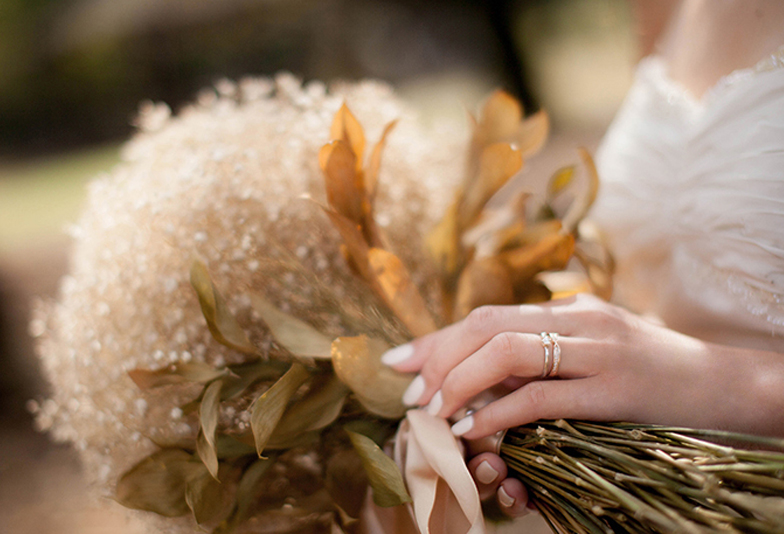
391 409 486 534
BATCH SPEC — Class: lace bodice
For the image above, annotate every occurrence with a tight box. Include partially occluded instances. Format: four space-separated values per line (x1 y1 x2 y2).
591 48 784 351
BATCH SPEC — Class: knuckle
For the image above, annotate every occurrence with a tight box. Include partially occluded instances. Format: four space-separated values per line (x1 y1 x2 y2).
488 332 517 366
522 381 548 417
464 305 500 333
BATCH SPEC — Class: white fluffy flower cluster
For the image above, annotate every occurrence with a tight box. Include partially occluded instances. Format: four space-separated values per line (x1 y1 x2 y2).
32 73 464 532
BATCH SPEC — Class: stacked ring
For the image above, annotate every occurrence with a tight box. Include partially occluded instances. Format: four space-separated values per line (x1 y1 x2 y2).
540 332 561 378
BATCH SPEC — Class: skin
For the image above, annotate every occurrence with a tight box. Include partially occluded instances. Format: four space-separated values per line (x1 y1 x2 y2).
386 295 784 515
385 1 784 515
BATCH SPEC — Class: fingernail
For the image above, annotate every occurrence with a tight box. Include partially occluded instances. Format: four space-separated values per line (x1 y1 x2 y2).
426 390 443 416
475 461 498 485
450 415 473 437
402 375 425 406
381 343 414 366
497 486 515 508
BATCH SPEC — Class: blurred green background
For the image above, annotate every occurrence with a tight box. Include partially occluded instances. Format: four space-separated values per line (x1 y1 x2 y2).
0 1 637 532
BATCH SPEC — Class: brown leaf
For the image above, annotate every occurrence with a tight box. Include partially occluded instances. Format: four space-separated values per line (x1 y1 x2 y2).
250 363 310 458
128 362 229 390
329 103 366 169
190 260 256 354
366 120 397 203
221 360 288 400
501 232 575 288
233 457 276 525
368 248 437 338
331 335 413 419
320 141 364 224
250 294 334 359
196 380 222 479
453 257 515 320
116 449 200 517
461 143 523 228
346 430 411 508
326 449 369 519
185 461 240 528
269 375 349 445
561 148 600 233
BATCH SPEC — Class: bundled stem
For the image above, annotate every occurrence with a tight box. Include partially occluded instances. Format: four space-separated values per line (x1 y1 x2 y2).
500 420 784 534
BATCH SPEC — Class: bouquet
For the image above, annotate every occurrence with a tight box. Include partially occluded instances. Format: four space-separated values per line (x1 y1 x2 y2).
33 75 784 534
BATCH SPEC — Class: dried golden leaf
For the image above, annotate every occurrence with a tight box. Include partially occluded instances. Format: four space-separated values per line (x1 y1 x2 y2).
326 449 369 519
116 449 199 517
574 244 614 301
461 143 523 227
250 363 309 457
323 207 372 280
426 201 462 278
196 379 222 479
366 120 397 203
250 294 333 359
561 148 600 233
271 375 348 443
368 248 437 338
128 362 229 390
547 165 576 199
476 90 523 144
515 280 553 304
190 260 256 354
502 232 575 288
515 110 550 158
454 257 515 320
346 430 411 508
185 462 238 528
330 103 366 169
504 219 563 251
321 140 364 223
332 335 413 419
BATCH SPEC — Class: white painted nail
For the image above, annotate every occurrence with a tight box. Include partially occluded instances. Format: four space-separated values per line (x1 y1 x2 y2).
381 343 414 366
475 461 499 485
402 375 425 406
450 415 474 437
498 486 515 508
426 390 443 416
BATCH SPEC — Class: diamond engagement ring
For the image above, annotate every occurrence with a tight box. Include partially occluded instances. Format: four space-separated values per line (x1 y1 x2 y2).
540 332 561 377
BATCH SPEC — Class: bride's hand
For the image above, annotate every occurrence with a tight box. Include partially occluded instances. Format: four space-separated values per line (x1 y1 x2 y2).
382 293 722 439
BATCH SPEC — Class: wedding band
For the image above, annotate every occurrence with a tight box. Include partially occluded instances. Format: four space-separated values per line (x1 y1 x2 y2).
549 333 561 377
540 332 552 377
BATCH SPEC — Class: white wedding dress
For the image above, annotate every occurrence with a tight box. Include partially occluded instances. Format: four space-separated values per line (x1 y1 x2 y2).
591 47 784 353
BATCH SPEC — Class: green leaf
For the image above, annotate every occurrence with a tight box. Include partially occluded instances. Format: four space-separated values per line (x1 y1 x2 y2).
190 260 256 354
346 430 411 508
270 375 348 445
185 462 237 527
196 380 222 479
250 294 334 359
128 362 230 390
115 449 200 517
250 363 310 457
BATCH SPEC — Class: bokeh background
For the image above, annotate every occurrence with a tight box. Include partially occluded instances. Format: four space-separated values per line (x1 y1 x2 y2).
0 0 646 532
